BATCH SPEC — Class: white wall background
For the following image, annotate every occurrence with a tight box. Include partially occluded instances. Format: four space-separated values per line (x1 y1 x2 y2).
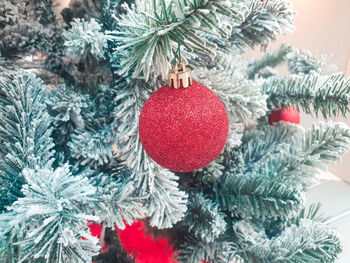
273 0 350 72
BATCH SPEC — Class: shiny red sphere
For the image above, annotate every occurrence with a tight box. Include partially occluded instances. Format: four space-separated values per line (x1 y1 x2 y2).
139 81 229 172
269 106 300 125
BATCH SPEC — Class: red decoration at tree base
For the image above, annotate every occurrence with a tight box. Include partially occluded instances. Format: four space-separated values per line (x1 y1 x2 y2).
83 220 208 263
268 106 300 125
117 221 177 263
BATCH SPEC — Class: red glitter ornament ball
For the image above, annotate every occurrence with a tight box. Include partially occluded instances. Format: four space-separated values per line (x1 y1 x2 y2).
139 81 229 172
268 106 300 125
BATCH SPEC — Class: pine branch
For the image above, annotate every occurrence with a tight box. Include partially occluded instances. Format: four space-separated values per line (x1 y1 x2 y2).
47 85 92 157
229 0 295 50
247 219 341 263
0 1 17 28
61 84 119 169
263 204 328 239
63 18 108 60
218 173 305 220
246 44 292 79
246 45 335 79
263 72 350 118
68 124 117 169
90 171 148 229
194 155 226 184
184 193 226 243
47 86 89 131
0 1 54 57
110 0 244 80
242 122 350 186
218 122 350 220
0 212 26 263
293 203 328 224
176 236 239 263
287 49 336 75
240 123 303 172
0 72 55 211
259 124 340 183
298 122 350 168
231 220 267 256
3 165 100 263
113 78 154 183
28 0 57 26
146 162 188 229
110 0 296 80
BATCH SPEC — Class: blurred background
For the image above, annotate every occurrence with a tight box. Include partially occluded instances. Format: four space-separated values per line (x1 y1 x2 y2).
275 0 350 73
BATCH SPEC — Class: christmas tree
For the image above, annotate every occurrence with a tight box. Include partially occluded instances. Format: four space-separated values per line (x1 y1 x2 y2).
1 0 350 262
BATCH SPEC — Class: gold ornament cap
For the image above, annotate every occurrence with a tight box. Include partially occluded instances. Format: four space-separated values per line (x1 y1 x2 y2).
168 62 192 89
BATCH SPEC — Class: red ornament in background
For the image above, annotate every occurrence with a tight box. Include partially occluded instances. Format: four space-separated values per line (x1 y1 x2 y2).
117 221 177 263
139 80 229 172
268 106 300 125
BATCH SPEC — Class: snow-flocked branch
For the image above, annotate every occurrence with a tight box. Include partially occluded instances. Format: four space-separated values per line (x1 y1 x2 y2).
0 72 54 211
110 0 244 80
228 0 295 50
263 72 350 118
247 219 341 263
63 18 108 60
2 165 100 263
217 122 350 220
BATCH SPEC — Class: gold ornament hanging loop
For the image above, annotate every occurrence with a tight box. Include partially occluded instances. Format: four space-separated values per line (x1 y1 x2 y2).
168 62 192 89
